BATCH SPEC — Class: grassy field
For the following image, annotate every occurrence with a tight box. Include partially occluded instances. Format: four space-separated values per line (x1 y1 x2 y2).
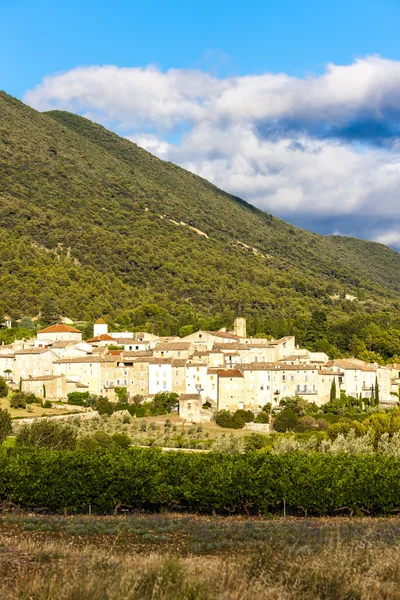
0 397 73 419
1 514 400 599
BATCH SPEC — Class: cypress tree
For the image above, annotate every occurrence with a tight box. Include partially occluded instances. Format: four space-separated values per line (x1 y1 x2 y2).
375 377 380 406
330 379 337 403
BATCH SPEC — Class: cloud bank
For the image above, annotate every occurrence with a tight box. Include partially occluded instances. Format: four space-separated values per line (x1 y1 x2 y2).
24 56 400 247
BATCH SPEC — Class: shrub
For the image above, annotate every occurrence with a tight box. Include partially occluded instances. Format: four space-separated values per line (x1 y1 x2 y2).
42 400 52 409
211 434 246 453
244 433 270 451
0 376 8 398
4 448 400 514
16 419 77 450
115 387 128 404
153 392 179 412
0 408 12 443
297 416 318 431
255 411 269 424
234 409 254 423
215 410 245 429
327 421 366 441
96 396 114 416
273 408 299 432
67 392 89 406
10 392 27 409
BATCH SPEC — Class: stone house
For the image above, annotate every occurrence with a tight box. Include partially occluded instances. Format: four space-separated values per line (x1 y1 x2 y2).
14 348 57 382
148 358 173 395
21 374 67 399
153 342 193 359
178 394 216 423
217 369 245 411
0 353 15 381
37 323 83 344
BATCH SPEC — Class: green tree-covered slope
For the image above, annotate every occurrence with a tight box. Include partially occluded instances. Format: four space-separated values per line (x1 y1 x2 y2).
1 91 400 359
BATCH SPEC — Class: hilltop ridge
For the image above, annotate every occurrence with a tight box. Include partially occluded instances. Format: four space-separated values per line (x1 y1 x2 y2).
1 91 400 357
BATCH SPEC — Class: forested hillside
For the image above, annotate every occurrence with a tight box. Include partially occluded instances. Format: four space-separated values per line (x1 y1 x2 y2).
1 90 400 360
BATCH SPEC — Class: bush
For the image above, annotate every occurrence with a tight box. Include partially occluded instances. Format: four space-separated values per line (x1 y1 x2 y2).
327 421 366 441
234 409 254 423
297 416 318 431
77 431 132 451
211 434 246 454
67 392 89 406
0 408 12 443
115 387 128 404
15 419 77 450
10 391 27 409
0 376 8 398
3 448 400 514
153 392 179 412
42 400 52 409
215 410 245 429
255 411 269 424
245 433 270 451
96 396 114 416
273 408 299 432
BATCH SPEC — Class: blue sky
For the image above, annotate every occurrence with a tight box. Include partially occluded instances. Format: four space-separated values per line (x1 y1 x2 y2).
3 0 400 246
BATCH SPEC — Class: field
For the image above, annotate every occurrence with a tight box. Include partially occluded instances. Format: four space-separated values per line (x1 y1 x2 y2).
0 397 73 419
2 513 400 599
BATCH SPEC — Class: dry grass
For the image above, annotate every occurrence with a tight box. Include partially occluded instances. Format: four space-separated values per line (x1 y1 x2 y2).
2 515 400 599
0 397 72 419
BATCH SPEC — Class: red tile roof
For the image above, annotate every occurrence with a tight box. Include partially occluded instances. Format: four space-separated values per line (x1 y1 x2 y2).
38 324 81 334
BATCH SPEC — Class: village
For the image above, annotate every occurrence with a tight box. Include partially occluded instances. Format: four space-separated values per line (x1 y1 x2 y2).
0 317 398 422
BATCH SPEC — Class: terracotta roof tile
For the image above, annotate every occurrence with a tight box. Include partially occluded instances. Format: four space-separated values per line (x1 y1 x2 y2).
38 324 81 334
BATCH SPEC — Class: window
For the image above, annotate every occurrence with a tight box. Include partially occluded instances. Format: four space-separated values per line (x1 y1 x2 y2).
124 370 127 376
177 351 181 357
260 385 264 391
124 379 127 386
187 403 192 410
116 379 120 385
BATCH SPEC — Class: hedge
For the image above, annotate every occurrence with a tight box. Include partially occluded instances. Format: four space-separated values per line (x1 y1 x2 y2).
1 448 400 515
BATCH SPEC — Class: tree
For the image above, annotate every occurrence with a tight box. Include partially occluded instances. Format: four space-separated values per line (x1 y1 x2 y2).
153 392 179 412
330 379 337 403
255 411 269 424
273 408 299 432
115 387 128 404
375 377 380 406
10 391 26 409
19 317 35 330
16 419 77 450
215 410 245 429
0 376 8 398
40 295 60 327
96 396 114 416
305 310 327 344
0 408 12 443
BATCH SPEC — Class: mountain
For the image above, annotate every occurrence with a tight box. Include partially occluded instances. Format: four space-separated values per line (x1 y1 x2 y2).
1 90 400 359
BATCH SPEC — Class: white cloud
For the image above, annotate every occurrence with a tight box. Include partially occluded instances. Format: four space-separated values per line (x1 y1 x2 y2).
23 57 400 247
